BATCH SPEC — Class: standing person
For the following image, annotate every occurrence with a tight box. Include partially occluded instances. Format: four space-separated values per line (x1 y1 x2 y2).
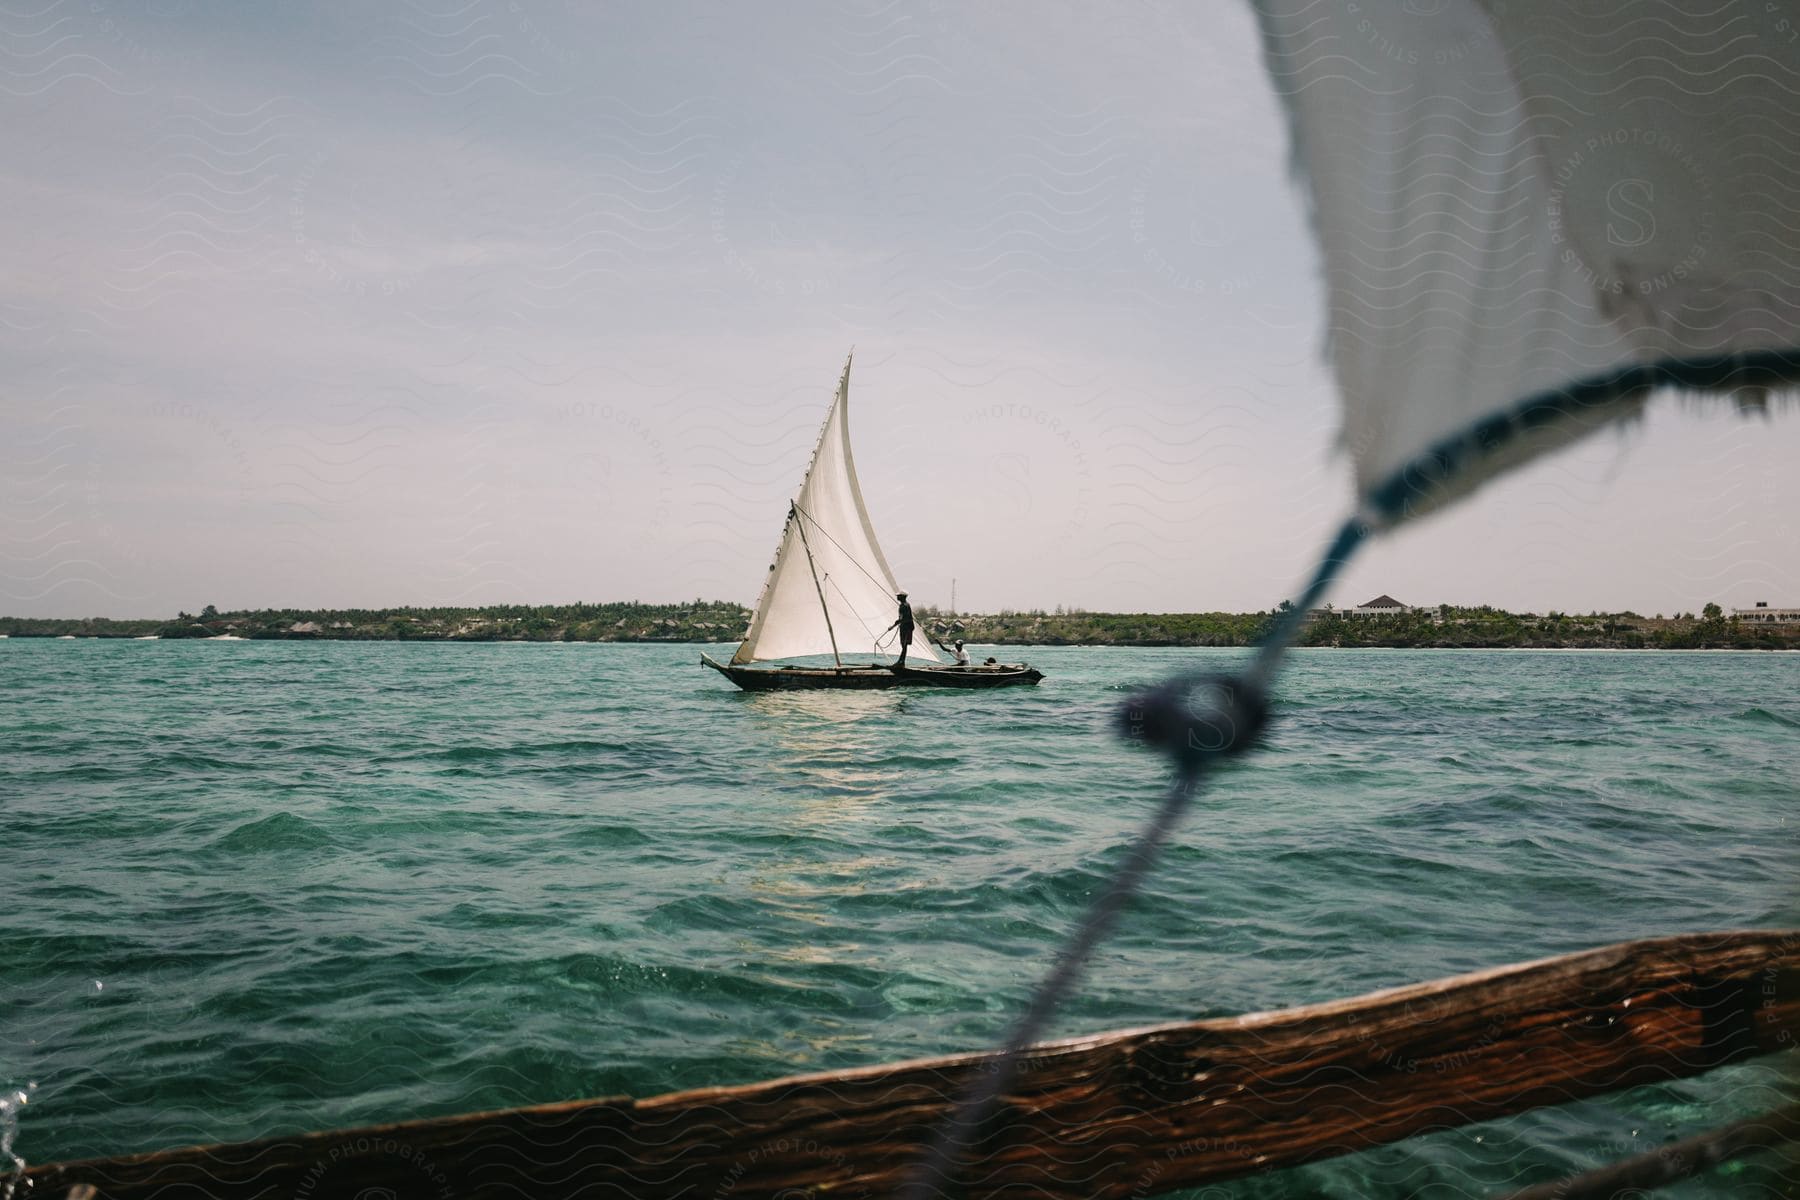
885 592 914 668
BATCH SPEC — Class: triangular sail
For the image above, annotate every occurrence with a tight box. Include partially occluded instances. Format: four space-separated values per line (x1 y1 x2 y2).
733 359 941 665
1254 0 1800 523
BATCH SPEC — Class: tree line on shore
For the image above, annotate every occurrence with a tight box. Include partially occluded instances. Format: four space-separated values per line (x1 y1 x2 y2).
940 601 1794 650
3 601 1795 650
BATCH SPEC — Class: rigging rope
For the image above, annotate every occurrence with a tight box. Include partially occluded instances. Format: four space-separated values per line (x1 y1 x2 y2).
900 513 1372 1199
822 571 883 647
901 356 1800 1193
791 501 893 596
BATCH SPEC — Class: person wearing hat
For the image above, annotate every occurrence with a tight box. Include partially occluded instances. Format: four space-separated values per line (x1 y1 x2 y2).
926 629 967 665
884 591 915 668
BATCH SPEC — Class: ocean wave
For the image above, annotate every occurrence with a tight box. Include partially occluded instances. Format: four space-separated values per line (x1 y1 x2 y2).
1733 705 1799 728
205 811 336 853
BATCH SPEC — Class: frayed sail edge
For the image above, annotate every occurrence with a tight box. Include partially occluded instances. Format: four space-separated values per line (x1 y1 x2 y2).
1363 348 1800 528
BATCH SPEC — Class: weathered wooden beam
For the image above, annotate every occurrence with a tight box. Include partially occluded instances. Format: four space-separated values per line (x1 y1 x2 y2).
18 930 1800 1200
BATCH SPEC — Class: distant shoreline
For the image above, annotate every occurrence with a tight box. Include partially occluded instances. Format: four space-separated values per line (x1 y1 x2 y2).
4 602 1795 651
7 638 1796 653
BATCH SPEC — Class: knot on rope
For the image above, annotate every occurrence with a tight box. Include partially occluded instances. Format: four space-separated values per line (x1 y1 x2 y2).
1115 673 1268 767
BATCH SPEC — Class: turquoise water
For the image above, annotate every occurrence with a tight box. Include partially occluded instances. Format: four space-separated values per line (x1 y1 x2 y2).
3 640 1796 1196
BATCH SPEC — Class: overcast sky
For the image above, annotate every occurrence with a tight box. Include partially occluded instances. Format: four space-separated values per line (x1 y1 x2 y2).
5 1 1796 619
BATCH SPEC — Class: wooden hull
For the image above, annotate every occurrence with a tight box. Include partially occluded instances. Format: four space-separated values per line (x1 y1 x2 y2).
21 930 1799 1200
702 653 1043 690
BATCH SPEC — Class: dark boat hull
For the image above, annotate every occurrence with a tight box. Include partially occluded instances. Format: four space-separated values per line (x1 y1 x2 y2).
702 653 1042 690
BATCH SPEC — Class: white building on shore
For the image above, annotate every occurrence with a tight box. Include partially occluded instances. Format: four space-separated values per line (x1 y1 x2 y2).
1346 594 1410 618
1733 602 1800 624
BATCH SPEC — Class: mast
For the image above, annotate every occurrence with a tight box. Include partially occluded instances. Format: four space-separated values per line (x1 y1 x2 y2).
791 502 842 666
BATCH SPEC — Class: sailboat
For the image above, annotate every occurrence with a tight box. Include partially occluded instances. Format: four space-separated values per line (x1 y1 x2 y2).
702 357 1043 690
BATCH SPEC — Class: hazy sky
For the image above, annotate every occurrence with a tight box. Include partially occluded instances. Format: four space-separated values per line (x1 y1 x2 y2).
5 1 1796 619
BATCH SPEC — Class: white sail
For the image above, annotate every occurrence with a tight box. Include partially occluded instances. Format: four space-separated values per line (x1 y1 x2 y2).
1254 0 1800 523
733 358 941 665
